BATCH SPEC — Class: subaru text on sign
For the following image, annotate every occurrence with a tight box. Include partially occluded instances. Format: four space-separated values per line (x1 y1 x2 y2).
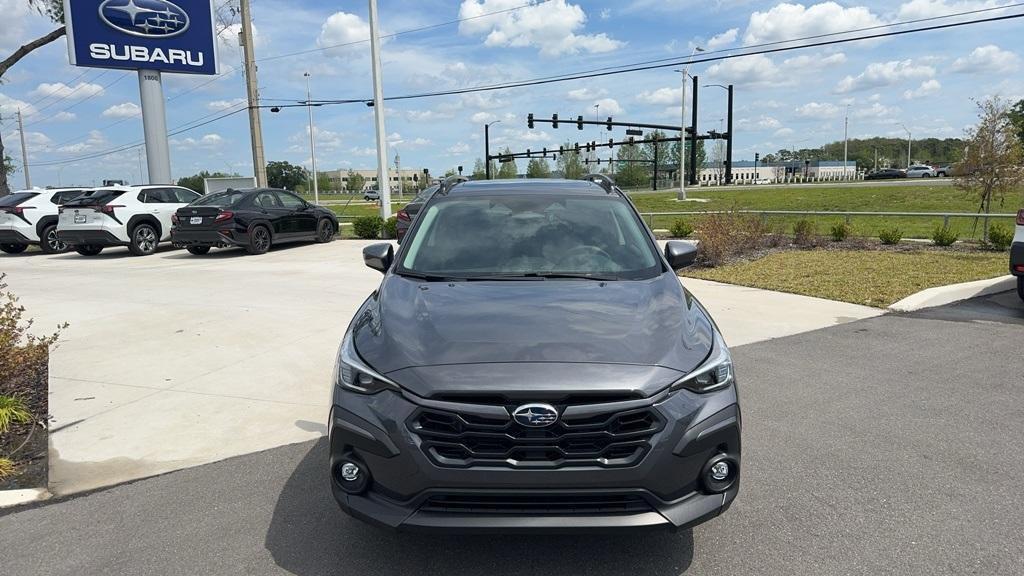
63 0 219 75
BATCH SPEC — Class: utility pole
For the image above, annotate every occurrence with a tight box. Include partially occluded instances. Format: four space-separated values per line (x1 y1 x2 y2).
843 105 850 180
677 46 704 200
368 0 391 220
689 75 699 187
304 72 318 205
240 0 267 187
900 123 912 169
395 152 402 199
16 109 31 189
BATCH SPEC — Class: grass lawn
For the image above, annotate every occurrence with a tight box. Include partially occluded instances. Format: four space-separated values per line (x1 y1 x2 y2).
682 249 1009 307
628 184 1022 240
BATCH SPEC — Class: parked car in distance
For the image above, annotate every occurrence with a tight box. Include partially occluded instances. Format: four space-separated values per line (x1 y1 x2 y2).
395 184 438 242
865 168 907 180
57 185 201 256
171 188 338 255
934 165 951 177
363 189 380 202
0 188 86 254
906 165 936 178
330 176 740 533
753 178 772 185
1012 209 1024 302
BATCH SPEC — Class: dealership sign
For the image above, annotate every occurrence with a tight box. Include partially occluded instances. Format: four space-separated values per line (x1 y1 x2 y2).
64 0 218 75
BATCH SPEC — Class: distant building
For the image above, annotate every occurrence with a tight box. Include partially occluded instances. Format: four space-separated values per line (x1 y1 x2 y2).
697 160 857 184
320 168 426 192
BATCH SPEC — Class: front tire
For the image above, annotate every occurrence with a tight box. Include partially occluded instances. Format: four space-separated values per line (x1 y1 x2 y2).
246 225 271 255
187 246 211 255
76 245 104 256
0 243 28 254
128 223 159 256
40 224 70 254
316 219 335 243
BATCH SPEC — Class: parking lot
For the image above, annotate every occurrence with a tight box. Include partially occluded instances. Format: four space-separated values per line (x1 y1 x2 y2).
1 286 1021 575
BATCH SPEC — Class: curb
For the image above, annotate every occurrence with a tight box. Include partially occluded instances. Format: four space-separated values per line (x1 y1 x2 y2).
889 275 1016 312
0 488 52 509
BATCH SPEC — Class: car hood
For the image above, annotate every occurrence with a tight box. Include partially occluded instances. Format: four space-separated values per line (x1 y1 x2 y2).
351 272 714 397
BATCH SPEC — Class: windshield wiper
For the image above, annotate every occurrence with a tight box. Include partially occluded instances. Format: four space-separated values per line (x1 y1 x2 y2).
461 272 619 281
395 271 468 282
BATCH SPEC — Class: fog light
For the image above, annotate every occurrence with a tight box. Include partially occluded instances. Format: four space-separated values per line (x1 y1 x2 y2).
710 461 730 481
701 454 737 493
340 462 361 482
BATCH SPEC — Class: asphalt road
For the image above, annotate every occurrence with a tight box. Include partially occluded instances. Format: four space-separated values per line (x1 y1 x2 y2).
2 293 1022 576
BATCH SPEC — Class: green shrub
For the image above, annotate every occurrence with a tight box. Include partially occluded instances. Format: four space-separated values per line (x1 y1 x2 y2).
669 219 694 238
931 226 958 247
829 221 852 242
792 219 817 246
0 395 32 434
696 212 767 267
878 227 903 245
382 216 398 239
352 216 384 239
986 224 1013 251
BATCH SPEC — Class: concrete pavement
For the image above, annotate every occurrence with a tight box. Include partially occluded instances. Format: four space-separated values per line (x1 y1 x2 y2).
3 240 878 495
2 298 1021 575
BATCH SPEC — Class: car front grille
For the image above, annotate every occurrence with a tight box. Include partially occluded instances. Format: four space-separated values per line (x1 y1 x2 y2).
408 403 663 469
419 493 653 515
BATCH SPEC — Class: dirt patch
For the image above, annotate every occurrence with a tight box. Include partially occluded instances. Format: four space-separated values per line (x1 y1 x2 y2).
1 356 49 491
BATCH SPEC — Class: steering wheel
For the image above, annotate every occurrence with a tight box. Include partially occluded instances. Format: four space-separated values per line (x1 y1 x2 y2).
558 245 614 267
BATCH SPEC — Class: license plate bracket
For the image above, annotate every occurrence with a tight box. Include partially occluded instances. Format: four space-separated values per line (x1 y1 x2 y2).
189 217 203 225
74 214 86 224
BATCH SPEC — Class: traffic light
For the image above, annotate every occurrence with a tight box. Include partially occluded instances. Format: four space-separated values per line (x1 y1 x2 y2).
527 113 534 129
755 152 760 163
552 114 559 129
606 117 613 131
576 115 584 130
608 139 614 146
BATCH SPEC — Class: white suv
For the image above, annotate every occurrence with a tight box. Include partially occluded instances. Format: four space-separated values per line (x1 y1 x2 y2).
1012 209 1023 302
0 188 87 254
906 165 936 178
57 185 201 256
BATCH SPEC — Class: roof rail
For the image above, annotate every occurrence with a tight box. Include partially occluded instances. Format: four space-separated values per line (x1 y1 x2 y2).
581 173 619 195
437 175 469 196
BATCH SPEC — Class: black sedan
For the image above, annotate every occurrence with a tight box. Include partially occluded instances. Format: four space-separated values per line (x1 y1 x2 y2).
864 168 907 180
171 188 338 255
396 184 438 242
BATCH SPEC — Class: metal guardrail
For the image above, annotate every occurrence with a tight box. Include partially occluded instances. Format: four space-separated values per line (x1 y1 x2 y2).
637 210 1018 230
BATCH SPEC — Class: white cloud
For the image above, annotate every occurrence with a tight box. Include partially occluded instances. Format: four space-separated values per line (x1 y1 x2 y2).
0 93 37 117
600 8 611 19
170 133 225 150
834 59 935 94
774 127 795 138
706 54 782 88
458 0 624 56
318 12 371 56
59 130 108 154
636 87 681 105
594 98 624 116
470 111 498 123
897 0 1014 20
795 102 842 118
739 116 782 131
951 45 1020 74
707 28 738 50
102 102 141 119
567 87 608 101
207 98 247 111
22 131 52 149
783 52 847 69
45 111 77 123
743 2 882 45
903 79 942 99
446 142 470 156
854 102 900 119
0 0 31 50
31 82 105 100
218 23 261 51
407 109 456 122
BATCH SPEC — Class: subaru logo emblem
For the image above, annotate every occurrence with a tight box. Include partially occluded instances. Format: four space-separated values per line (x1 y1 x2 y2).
99 0 190 38
512 403 558 427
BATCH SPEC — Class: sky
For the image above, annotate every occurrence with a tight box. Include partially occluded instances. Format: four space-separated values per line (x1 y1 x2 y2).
1 0 1022 188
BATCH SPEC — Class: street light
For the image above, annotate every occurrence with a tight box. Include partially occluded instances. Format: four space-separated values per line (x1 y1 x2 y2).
844 104 851 181
678 46 704 200
899 123 912 170
304 72 319 205
484 120 501 179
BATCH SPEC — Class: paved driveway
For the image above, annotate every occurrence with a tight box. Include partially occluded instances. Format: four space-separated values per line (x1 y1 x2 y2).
2 241 880 494
1 295 1020 575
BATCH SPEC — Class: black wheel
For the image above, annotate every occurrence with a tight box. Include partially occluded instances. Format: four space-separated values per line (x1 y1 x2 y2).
128 223 159 256
316 219 335 243
0 243 28 254
76 245 104 256
1018 276 1024 303
40 224 70 254
246 225 271 255
187 246 211 255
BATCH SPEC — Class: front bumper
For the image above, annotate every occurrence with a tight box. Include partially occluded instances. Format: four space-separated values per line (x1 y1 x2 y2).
56 229 125 247
1011 242 1024 276
328 386 741 533
171 228 247 248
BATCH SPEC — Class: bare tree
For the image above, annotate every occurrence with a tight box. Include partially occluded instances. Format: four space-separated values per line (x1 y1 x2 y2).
0 1 66 196
955 96 1024 239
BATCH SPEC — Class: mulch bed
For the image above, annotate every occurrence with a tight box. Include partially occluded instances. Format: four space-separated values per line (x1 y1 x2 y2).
1 356 49 491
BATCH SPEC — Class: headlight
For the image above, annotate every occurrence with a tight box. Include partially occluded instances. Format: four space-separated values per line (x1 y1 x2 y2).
670 338 734 394
336 332 400 394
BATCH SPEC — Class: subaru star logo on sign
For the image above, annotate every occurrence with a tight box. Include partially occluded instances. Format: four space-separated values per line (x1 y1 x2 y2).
64 0 218 75
512 404 559 427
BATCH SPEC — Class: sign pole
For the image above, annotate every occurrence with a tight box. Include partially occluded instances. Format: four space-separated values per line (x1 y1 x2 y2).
17 109 31 189
368 0 391 221
138 69 171 185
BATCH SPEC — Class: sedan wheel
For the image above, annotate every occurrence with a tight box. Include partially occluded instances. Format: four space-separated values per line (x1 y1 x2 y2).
129 224 159 256
0 243 28 254
316 219 335 243
40 225 69 254
246 226 271 255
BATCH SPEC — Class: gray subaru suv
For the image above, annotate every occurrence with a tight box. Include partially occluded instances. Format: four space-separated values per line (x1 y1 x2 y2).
329 176 740 533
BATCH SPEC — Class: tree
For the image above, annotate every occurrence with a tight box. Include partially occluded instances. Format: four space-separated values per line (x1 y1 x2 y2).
526 158 551 178
0 2 67 196
2 156 16 179
1008 99 1024 150
955 96 1024 239
641 131 674 186
471 158 487 180
556 141 585 179
497 148 518 179
176 171 236 193
265 161 308 190
345 170 365 193
614 141 649 188
316 172 334 193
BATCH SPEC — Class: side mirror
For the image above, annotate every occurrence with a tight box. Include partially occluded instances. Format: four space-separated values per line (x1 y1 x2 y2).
363 243 394 274
665 241 698 271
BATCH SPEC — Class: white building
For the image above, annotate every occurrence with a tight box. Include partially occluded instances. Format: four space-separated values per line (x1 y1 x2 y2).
321 168 427 192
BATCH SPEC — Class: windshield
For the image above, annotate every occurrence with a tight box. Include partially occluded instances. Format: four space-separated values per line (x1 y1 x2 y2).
63 190 124 207
398 194 661 280
0 192 38 207
190 190 247 207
